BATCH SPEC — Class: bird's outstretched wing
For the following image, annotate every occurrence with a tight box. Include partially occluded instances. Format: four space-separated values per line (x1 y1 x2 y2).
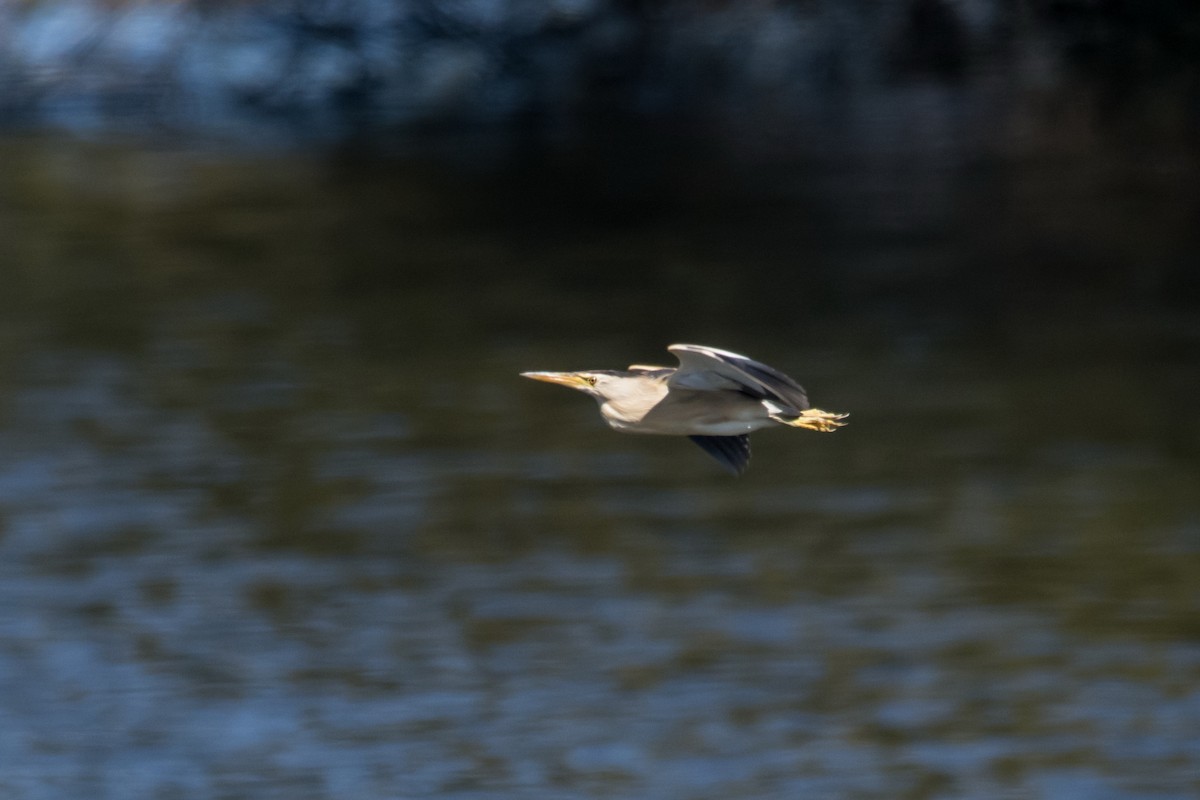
688 434 751 475
668 344 810 414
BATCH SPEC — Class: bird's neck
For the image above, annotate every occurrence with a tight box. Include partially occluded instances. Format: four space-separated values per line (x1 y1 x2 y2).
597 384 668 432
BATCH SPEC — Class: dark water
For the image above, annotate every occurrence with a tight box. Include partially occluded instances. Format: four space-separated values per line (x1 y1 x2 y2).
0 130 1198 799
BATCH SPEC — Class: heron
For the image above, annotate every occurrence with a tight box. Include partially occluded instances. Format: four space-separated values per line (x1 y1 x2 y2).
521 344 847 474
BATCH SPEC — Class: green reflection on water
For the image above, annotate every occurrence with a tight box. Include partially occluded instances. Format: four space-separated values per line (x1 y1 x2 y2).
1 134 1198 637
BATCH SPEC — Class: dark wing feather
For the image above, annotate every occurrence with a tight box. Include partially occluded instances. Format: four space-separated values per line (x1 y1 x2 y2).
733 359 809 410
688 435 751 475
668 344 810 414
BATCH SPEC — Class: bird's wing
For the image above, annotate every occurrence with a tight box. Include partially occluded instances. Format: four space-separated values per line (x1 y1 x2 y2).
668 344 810 413
688 434 751 475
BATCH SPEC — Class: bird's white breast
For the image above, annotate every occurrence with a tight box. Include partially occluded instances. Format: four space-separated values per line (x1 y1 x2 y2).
599 389 775 436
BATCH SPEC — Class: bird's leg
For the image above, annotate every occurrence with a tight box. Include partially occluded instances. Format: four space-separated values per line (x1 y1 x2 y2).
771 408 848 432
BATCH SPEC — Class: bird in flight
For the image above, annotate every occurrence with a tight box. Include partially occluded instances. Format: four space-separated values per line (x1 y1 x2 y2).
521 344 847 474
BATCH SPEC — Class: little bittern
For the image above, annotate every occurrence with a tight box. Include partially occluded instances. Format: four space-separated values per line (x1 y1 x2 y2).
521 344 847 474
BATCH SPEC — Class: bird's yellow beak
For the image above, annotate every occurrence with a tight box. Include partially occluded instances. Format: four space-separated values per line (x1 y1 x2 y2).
520 371 592 390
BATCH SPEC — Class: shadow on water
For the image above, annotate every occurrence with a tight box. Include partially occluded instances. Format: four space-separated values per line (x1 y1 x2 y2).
0 121 1198 798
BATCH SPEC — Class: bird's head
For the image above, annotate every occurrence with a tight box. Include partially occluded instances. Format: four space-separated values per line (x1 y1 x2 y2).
518 371 609 398
520 370 629 401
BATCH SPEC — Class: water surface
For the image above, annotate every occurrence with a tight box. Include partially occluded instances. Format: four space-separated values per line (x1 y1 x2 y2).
0 132 1198 799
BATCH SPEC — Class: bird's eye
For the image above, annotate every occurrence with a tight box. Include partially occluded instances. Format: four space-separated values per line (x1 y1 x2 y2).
584 376 597 386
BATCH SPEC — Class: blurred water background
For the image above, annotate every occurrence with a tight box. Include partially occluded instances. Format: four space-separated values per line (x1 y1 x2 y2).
2 1 1200 798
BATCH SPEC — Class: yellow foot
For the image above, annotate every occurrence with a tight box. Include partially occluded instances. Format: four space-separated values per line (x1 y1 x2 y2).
772 408 849 432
